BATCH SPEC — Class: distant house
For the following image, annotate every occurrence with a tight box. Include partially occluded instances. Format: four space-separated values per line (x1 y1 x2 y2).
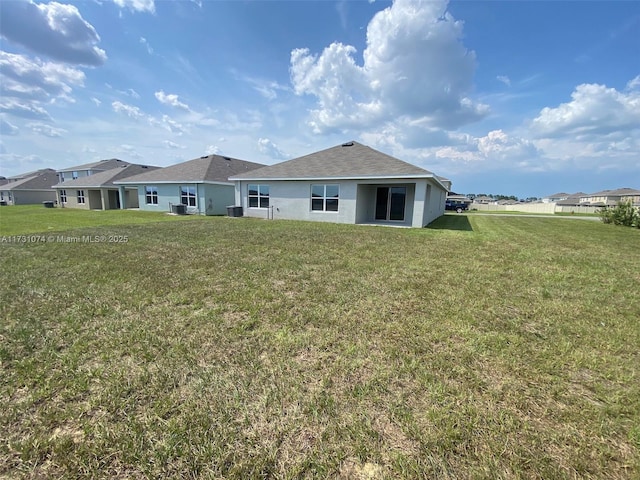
229 141 449 228
554 193 588 207
446 192 472 205
0 169 58 205
542 192 570 203
473 195 494 205
114 154 265 215
580 188 640 207
52 164 159 210
56 158 130 183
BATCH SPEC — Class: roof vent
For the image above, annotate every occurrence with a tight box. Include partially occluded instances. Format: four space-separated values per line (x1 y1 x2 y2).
223 156 231 161
341 141 354 147
200 156 208 159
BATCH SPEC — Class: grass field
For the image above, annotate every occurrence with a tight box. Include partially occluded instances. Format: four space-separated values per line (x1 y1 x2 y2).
1 207 639 478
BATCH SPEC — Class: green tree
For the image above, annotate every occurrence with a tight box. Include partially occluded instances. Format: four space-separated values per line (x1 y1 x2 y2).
598 200 640 227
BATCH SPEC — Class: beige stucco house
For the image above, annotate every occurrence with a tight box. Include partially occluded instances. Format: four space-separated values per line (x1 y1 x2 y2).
53 164 159 210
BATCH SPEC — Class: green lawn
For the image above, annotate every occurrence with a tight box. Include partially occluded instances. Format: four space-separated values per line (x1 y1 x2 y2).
0 205 202 235
1 209 639 478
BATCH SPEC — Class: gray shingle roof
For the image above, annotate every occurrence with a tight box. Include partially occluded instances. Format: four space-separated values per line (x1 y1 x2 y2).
115 155 265 184
52 164 160 188
585 187 640 197
1 169 58 190
57 158 129 173
229 142 436 180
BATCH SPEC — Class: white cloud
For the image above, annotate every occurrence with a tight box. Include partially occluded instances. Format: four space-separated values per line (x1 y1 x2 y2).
531 81 640 138
627 75 640 90
26 122 67 137
1 118 19 135
239 75 289 100
124 88 140 99
161 115 186 134
91 97 101 106
140 37 153 54
0 99 51 120
112 0 155 14
290 0 487 134
112 101 145 120
257 138 288 160
497 75 511 87
163 140 184 149
155 90 190 111
117 144 143 159
0 0 106 66
0 52 85 101
205 145 221 155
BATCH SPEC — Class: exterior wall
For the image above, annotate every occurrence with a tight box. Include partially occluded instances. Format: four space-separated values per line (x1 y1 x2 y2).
133 183 234 215
235 178 447 227
125 189 139 208
201 184 235 215
237 180 358 224
621 195 640 204
421 179 447 226
59 189 91 209
58 169 93 183
0 190 56 205
88 190 102 209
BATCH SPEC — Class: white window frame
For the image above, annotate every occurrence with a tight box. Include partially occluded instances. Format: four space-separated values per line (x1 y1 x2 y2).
77 190 85 204
180 186 197 207
248 184 270 209
60 189 67 204
72 171 79 180
311 184 339 212
145 186 158 205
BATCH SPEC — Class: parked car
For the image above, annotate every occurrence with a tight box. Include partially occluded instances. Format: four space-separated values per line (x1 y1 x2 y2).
445 200 469 213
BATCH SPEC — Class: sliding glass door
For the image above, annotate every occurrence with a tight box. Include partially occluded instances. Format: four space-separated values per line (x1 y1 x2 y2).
375 186 406 221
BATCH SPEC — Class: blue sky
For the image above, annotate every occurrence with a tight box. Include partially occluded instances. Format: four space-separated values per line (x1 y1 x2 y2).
1 0 638 198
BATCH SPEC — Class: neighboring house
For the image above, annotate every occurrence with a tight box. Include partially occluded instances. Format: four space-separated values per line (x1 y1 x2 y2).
229 141 450 228
579 188 640 206
542 192 570 203
0 169 58 205
473 195 494 205
114 154 265 215
56 158 130 183
555 192 588 207
52 164 160 210
446 192 472 205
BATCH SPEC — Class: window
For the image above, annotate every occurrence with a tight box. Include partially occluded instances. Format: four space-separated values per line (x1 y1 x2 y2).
311 184 339 212
60 190 67 203
248 184 269 208
145 186 158 205
72 171 79 180
180 186 196 207
77 190 85 204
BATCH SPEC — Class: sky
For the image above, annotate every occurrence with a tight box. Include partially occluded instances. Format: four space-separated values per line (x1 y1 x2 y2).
0 0 639 198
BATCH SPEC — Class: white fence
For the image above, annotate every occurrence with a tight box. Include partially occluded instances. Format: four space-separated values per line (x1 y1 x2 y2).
470 203 601 215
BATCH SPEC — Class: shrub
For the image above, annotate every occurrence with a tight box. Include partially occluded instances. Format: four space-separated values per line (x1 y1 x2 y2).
598 200 640 227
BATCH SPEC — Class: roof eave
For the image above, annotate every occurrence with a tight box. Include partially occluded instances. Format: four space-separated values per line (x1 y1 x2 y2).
113 180 234 185
230 174 450 191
